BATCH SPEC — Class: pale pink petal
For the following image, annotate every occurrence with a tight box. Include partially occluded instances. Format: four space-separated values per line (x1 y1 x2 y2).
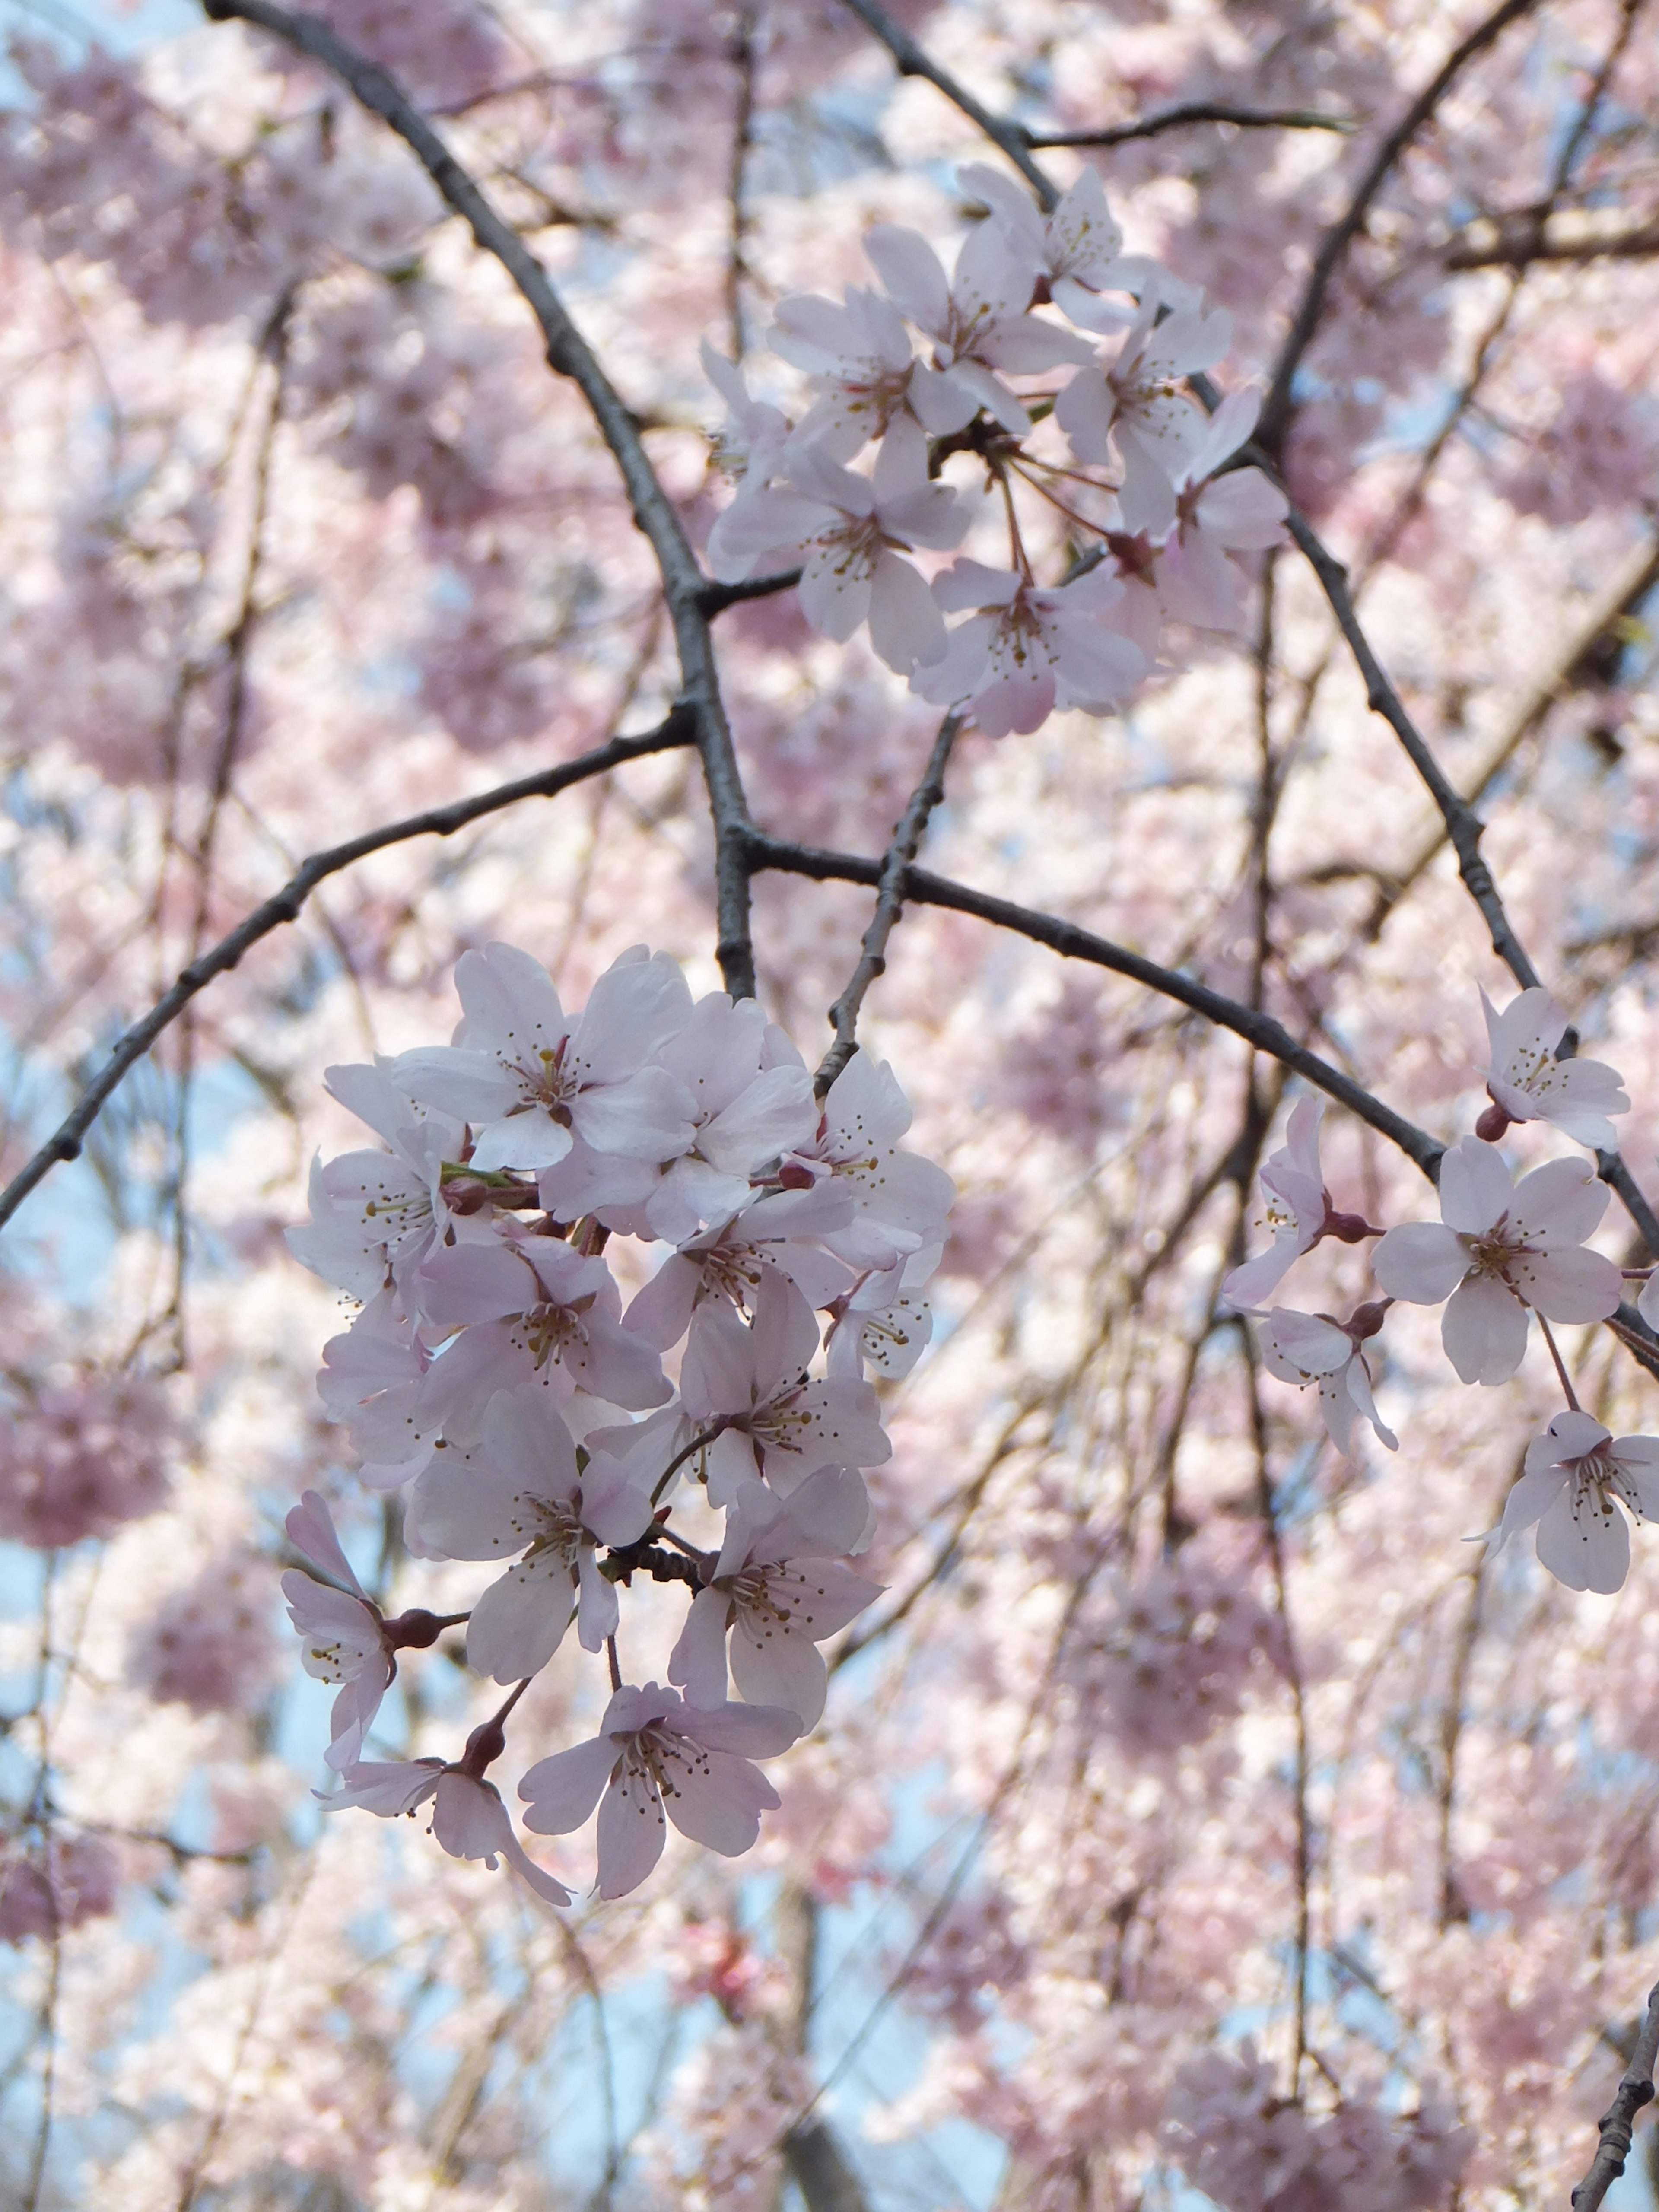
1441 1273 1528 1386
1535 1483 1630 1594
518 1737 619 1834
596 1766 668 1897
1509 1245 1621 1324
1437 1136 1513 1235
1372 1222 1469 1305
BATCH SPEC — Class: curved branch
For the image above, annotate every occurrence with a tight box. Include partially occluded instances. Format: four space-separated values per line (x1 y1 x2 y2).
1573 1980 1659 2212
0 716 696 1236
1258 0 1542 455
200 0 760 998
744 830 1446 1179
1028 104 1355 150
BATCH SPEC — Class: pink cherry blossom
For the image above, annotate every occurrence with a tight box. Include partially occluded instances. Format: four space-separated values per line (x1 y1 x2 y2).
1055 290 1233 534
1259 1304 1398 1456
678 1271 891 1503
329 1754 572 1907
1372 1136 1621 1384
0 1832 118 1945
768 281 923 458
285 1061 468 1300
1485 1409 1659 1593
409 1388 652 1681
394 942 696 1175
701 340 790 485
782 1047 955 1275
668 1468 881 1726
315 1287 435 1489
518 1682 801 1900
1477 985 1630 1150
707 419 966 674
1152 389 1288 633
959 162 1132 324
1221 1096 1377 1311
914 558 1145 737
624 1184 857 1351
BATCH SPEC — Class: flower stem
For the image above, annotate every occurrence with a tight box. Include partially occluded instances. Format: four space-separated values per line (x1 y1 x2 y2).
1537 1312 1581 1411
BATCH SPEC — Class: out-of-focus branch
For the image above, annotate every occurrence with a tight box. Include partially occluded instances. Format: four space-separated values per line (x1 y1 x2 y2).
816 712 963 1096
1572 1980 1659 2212
0 715 696 1236
1258 0 1543 455
835 0 1060 208
774 1885 873 2212
199 0 760 1000
1027 103 1355 149
1446 204 1659 268
745 830 1446 1179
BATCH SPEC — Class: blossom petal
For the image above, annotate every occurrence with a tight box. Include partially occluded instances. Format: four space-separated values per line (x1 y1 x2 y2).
1441 1273 1528 1386
1373 1222 1469 1305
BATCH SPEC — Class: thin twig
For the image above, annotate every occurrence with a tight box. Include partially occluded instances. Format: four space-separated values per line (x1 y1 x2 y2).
1027 103 1355 149
816 712 963 1096
0 716 695 1235
1572 1980 1659 2211
199 0 760 998
1257 0 1544 455
834 0 1059 208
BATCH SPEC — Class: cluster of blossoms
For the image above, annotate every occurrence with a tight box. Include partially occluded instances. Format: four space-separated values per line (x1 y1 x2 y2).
705 164 1288 738
1229 985 1656 1594
286 941 950 1901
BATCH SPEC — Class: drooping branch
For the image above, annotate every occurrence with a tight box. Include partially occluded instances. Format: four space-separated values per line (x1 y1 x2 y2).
815 712 963 1096
0 716 696 1236
199 0 760 1000
1257 0 1543 456
745 829 1446 1179
1027 103 1355 149
1571 1980 1659 2212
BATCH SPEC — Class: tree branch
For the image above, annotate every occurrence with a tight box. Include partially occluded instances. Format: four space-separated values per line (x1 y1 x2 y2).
835 0 1060 209
815 712 962 1096
199 0 760 998
1573 1980 1659 2212
744 830 1447 1179
1027 103 1355 150
1446 204 1659 269
1258 0 1543 455
0 715 696 1236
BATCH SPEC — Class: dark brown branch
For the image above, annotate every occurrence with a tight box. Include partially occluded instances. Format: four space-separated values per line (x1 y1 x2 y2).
834 0 1060 210
815 712 963 1096
1446 205 1659 269
0 716 696 1236
1572 1980 1659 2211
200 0 760 999
1027 103 1355 150
1258 0 1543 455
744 830 1447 1180
695 566 802 617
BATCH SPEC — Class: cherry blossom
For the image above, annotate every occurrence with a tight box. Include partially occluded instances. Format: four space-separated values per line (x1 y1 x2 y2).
768 280 923 458
394 942 696 1174
1222 1096 1377 1311
707 418 966 674
1055 289 1233 534
678 1271 891 1503
1259 1304 1398 1456
328 1753 572 1907
960 162 1135 324
285 1059 469 1299
410 1388 652 1680
1373 1137 1621 1384
1477 985 1630 1150
668 1468 881 1726
1152 389 1290 633
1484 1410 1659 1594
914 558 1145 737
518 1682 801 1900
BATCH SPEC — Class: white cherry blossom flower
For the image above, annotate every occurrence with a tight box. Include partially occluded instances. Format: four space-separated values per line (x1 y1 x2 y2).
707 419 966 675
701 340 789 485
864 218 1093 437
1373 1136 1621 1385
1153 388 1288 634
1056 292 1232 535
1478 986 1630 1150
769 281 926 458
283 1491 393 1770
1259 1305 1397 1456
679 1271 891 1503
1484 1408 1659 1592
625 1184 858 1351
410 1388 653 1682
782 1047 955 1276
286 1061 470 1300
668 1468 881 1726
1221 1096 1376 1311
394 942 696 1175
328 1754 571 1906
914 558 1144 737
518 1682 800 1900
959 162 1133 324
316 1288 435 1489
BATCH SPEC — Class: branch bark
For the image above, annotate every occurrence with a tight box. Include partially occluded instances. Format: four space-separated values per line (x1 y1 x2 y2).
1573 1981 1659 2212
199 0 760 999
0 716 695 1236
1027 103 1354 149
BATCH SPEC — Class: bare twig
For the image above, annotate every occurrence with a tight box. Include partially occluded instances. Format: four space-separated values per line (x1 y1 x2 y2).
816 712 963 1096
835 0 1059 208
1446 205 1659 269
745 829 1447 1180
199 0 760 999
1258 0 1543 456
1572 1980 1659 2212
0 716 695 1235
1027 103 1354 150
